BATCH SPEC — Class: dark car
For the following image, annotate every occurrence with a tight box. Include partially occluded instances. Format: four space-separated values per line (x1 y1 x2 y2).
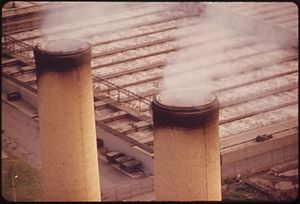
115 155 134 164
255 134 273 142
7 92 21 101
120 160 142 173
105 151 124 164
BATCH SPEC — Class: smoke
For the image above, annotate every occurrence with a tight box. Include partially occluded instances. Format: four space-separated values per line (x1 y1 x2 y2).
40 2 171 42
40 2 297 107
160 2 297 106
41 2 128 41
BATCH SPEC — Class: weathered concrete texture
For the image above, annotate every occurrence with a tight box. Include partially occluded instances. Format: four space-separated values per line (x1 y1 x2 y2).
36 45 101 201
221 131 298 179
154 117 221 201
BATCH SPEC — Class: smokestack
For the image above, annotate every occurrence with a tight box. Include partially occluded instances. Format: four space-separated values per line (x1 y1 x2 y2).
152 89 221 201
34 39 101 201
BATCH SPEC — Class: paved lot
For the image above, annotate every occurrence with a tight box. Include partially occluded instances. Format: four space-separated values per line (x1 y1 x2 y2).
2 102 41 169
2 100 152 199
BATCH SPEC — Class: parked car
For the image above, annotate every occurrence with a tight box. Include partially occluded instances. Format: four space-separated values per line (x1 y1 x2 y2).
255 134 273 142
105 151 124 164
7 92 21 101
115 155 133 165
120 160 142 173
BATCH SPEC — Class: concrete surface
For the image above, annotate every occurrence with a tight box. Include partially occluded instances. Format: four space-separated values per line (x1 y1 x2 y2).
3 95 298 200
154 115 221 201
124 191 154 201
1 99 153 201
2 101 41 170
36 51 101 201
280 169 298 177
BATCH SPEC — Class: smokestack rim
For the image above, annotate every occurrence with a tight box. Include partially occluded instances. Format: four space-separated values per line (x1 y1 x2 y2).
154 89 216 110
35 38 91 56
152 93 218 114
152 91 219 128
34 38 91 77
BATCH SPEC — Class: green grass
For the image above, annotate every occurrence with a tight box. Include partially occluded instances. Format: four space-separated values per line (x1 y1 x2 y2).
2 151 42 201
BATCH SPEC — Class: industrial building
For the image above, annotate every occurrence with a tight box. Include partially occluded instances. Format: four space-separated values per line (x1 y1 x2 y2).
2 1 298 201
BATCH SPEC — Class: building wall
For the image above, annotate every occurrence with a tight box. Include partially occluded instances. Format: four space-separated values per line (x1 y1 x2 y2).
101 177 154 201
2 76 37 108
221 132 298 178
97 127 154 173
2 77 298 181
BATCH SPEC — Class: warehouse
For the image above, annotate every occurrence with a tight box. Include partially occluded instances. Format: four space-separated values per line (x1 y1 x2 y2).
2 1 298 201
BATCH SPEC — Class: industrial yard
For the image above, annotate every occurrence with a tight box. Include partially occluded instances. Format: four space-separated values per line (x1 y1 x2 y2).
2 1 298 201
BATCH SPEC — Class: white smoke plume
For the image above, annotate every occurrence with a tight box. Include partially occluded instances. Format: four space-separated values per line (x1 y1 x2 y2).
160 2 297 107
40 2 171 42
39 2 297 107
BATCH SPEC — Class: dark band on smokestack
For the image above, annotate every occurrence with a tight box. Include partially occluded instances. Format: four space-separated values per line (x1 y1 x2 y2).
34 39 91 78
152 94 219 128
34 38 101 201
153 92 221 200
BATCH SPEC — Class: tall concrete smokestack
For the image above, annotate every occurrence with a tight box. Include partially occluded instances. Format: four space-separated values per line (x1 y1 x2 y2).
34 39 101 201
152 89 221 201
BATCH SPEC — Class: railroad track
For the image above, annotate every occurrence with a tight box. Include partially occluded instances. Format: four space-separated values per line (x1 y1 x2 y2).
2 2 298 155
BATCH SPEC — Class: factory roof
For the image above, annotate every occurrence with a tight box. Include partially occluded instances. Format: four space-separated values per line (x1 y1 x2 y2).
2 2 298 155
